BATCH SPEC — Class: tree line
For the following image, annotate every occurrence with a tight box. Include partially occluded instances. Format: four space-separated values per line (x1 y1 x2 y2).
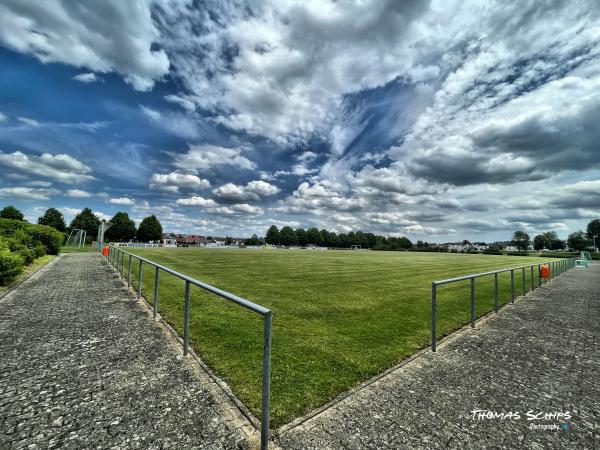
512 220 600 252
250 225 413 250
0 205 163 243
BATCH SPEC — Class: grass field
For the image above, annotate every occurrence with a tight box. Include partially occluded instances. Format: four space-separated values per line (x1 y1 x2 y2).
119 248 555 426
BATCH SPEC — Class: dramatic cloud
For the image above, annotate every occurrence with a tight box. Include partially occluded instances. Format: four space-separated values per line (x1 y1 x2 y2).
109 197 135 205
0 150 95 184
173 144 255 171
0 0 169 91
73 73 99 83
175 196 217 207
66 189 91 198
149 170 210 193
0 186 58 200
213 180 279 202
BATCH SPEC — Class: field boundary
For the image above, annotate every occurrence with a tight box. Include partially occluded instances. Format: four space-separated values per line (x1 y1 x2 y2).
102 253 260 431
276 271 564 437
98 254 263 446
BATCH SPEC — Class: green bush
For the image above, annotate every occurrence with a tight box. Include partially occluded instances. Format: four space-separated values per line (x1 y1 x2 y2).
0 219 62 255
0 239 24 285
27 224 62 255
33 244 46 258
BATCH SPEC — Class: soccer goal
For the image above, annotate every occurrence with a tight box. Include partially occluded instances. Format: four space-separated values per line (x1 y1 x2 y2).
351 245 362 251
65 228 87 248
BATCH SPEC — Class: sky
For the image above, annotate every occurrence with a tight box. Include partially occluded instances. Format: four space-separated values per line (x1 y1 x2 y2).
0 0 599 242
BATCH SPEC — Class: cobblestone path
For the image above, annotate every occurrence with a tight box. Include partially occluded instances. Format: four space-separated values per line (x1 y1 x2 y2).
278 263 599 449
0 253 256 450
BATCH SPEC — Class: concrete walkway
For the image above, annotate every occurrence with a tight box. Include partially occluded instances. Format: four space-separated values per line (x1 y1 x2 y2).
0 253 256 449
1 254 598 449
278 262 599 449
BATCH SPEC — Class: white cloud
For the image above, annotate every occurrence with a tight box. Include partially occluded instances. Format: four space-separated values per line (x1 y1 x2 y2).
17 117 40 127
164 94 196 112
149 170 210 193
0 111 6 122
175 196 217 207
173 144 255 171
109 197 135 205
157 0 435 142
73 72 99 83
214 203 263 216
0 150 95 184
66 189 91 198
140 105 200 139
0 186 58 200
246 180 279 196
213 180 280 202
0 0 169 91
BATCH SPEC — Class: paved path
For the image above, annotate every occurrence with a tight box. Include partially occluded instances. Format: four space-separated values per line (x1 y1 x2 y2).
0 253 256 450
278 263 600 449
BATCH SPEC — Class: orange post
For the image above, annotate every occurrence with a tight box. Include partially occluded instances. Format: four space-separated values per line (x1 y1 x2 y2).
102 245 109 257
540 264 550 278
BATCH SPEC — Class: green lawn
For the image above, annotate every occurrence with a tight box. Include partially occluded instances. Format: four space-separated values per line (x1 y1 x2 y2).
118 248 555 426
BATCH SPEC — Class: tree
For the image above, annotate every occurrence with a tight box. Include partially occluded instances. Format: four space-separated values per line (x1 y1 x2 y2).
105 212 136 242
246 234 260 246
37 207 66 232
533 234 546 251
306 227 323 246
295 228 307 246
70 207 101 237
0 205 25 221
587 219 600 249
567 230 590 251
279 226 298 246
511 231 530 252
136 215 163 242
265 225 280 245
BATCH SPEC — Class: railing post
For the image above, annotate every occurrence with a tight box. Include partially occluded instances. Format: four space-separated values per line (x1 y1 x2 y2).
538 264 542 287
183 280 190 356
470 277 475 328
510 269 515 303
153 266 159 319
521 267 526 296
128 255 132 287
431 283 437 351
137 260 143 299
261 311 273 450
494 272 498 313
531 265 534 291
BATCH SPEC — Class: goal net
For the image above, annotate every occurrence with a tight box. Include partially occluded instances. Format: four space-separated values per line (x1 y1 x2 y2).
351 245 362 250
66 229 87 248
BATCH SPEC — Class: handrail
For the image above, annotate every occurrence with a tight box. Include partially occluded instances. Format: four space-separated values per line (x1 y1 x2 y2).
99 243 272 450
431 257 576 352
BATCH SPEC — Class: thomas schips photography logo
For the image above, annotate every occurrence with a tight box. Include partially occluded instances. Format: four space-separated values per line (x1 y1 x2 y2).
470 409 573 431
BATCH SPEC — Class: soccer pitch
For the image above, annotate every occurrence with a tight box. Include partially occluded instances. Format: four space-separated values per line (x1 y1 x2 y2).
125 248 551 426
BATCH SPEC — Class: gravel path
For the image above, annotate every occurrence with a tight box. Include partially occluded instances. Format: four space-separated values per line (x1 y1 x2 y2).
278 263 600 449
0 253 256 450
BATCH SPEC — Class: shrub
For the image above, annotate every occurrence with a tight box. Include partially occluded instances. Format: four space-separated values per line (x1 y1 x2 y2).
28 224 62 255
0 219 63 255
0 239 24 285
33 244 46 258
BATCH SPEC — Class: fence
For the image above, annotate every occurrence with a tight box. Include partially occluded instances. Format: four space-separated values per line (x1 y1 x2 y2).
101 243 273 450
431 258 576 352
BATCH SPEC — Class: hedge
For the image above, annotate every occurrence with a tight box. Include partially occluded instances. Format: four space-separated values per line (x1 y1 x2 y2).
0 238 24 285
0 219 62 286
0 219 62 255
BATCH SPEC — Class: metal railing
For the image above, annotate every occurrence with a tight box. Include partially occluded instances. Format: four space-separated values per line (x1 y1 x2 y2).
100 243 273 450
431 258 576 352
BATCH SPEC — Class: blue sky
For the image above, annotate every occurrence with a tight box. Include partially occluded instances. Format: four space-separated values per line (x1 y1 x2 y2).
0 0 599 241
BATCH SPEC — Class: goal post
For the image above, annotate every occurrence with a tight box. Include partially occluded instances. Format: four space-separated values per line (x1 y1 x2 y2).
351 245 361 251
66 229 87 248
